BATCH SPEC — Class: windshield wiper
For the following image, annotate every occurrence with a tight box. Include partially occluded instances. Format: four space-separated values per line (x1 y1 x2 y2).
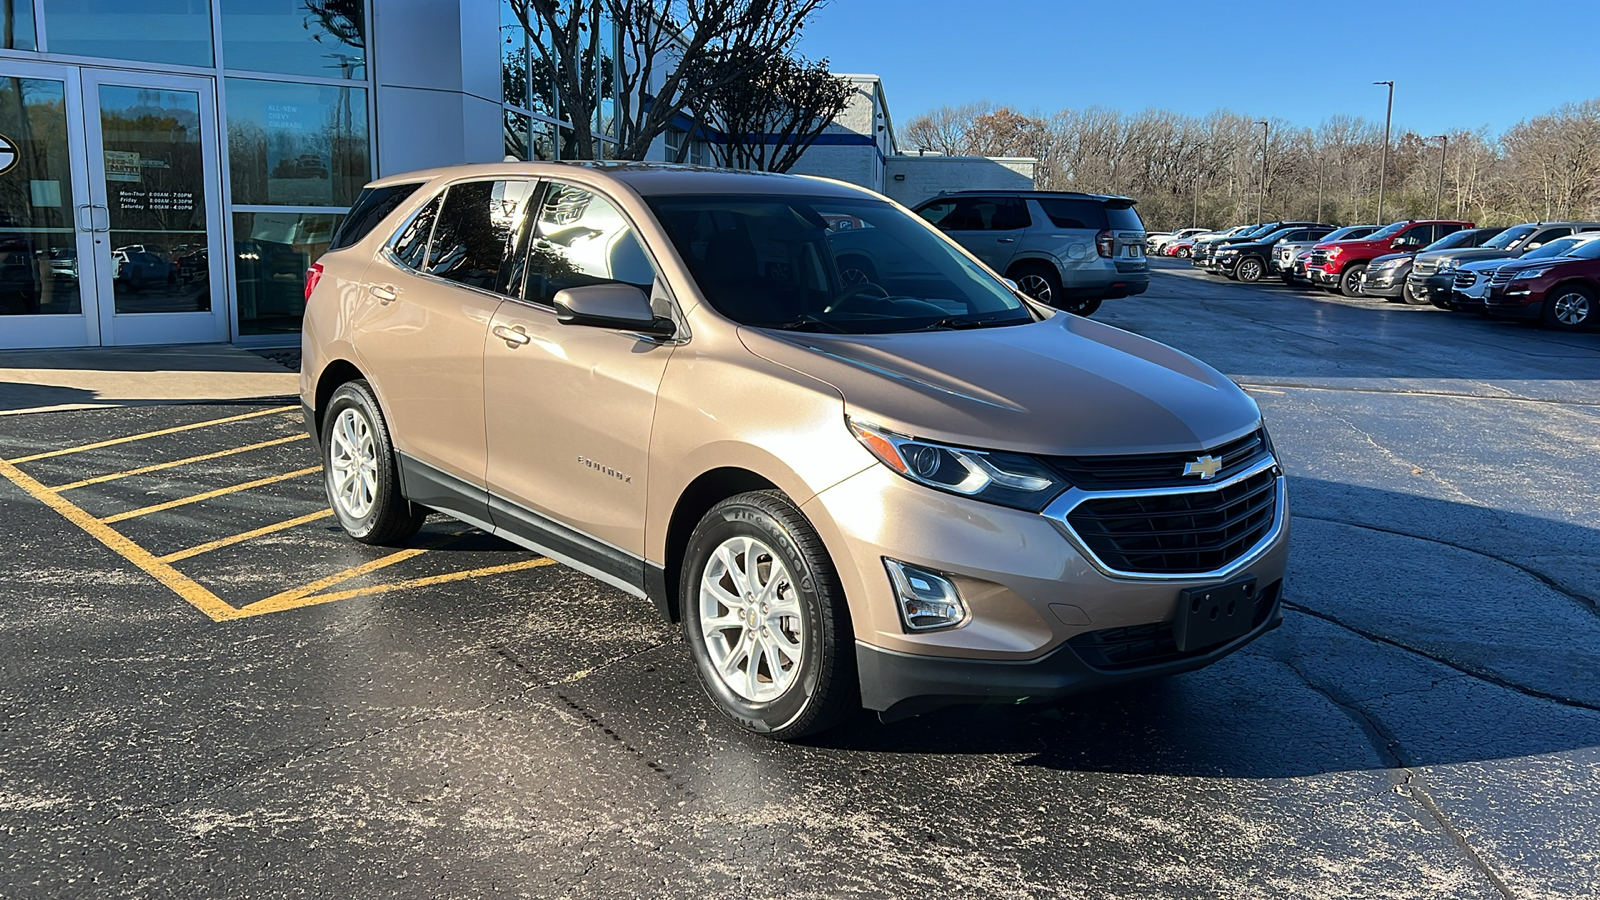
909 315 1029 332
771 315 846 333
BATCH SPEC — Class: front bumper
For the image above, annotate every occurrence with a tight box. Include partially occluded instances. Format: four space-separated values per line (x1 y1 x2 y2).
1485 288 1541 319
1305 265 1341 287
1359 268 1407 298
859 584 1283 719
1408 271 1455 304
803 460 1291 718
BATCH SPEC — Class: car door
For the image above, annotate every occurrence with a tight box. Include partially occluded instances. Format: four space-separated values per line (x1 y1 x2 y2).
916 196 1026 272
353 179 537 521
482 179 677 585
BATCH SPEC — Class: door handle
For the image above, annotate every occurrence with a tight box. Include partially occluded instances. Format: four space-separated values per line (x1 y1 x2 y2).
493 324 531 347
76 205 94 233
997 237 1016 243
368 284 397 303
89 205 110 233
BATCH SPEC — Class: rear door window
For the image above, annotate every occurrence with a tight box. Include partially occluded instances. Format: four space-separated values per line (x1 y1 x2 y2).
1038 198 1107 230
423 179 539 295
331 182 423 251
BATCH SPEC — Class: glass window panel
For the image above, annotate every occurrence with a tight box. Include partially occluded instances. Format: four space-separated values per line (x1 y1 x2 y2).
234 211 338 335
525 183 655 305
226 77 370 207
220 0 366 79
500 0 554 119
329 182 422 251
503 108 527 160
41 0 213 67
1 1 37 50
530 118 555 161
98 85 210 314
0 77 78 315
595 14 615 138
390 194 439 270
424 179 536 295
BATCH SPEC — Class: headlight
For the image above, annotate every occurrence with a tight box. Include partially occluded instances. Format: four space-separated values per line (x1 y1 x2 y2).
1219 248 1240 256
1512 267 1549 280
1438 259 1458 273
848 420 1066 512
1327 246 1343 258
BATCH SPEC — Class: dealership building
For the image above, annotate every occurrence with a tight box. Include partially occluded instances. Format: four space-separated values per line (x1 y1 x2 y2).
0 1 1030 351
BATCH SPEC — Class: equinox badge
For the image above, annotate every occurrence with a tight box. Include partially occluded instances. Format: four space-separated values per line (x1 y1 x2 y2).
1183 455 1223 480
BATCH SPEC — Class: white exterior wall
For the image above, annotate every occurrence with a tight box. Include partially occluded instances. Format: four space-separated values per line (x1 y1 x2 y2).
372 0 505 176
785 76 891 193
883 156 1036 207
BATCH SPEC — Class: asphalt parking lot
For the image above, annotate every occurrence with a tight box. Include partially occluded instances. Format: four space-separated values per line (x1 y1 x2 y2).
3 258 1598 899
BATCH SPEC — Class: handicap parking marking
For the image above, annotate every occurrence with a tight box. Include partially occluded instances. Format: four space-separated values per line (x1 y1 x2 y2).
0 407 554 622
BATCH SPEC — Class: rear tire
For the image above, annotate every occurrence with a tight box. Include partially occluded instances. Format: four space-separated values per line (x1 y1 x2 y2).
681 490 857 740
1543 284 1597 331
1339 264 1367 298
322 380 427 546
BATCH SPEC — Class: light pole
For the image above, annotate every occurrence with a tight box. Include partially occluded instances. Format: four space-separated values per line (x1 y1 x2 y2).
1374 80 1394 224
1256 120 1268 223
1432 134 1448 219
1315 152 1325 223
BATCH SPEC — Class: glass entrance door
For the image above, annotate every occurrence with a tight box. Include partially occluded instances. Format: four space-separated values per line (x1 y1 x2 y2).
0 64 224 349
81 69 225 345
0 62 99 349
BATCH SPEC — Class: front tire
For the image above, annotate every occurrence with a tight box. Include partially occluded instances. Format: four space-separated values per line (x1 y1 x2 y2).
1543 284 1597 331
1339 264 1367 298
681 490 856 740
1175 246 1191 258
1236 256 1265 283
322 380 427 545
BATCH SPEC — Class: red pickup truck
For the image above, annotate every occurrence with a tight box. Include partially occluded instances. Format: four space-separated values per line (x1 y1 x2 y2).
1305 219 1473 297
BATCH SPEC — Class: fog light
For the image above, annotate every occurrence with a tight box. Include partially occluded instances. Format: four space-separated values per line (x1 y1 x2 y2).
884 559 966 632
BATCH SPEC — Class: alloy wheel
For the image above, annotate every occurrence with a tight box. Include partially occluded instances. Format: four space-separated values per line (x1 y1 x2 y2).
1553 291 1592 326
1238 258 1262 282
698 535 804 703
1017 273 1052 304
328 407 379 520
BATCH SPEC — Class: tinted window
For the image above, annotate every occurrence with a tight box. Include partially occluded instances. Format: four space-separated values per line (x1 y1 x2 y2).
1529 227 1572 247
1424 229 1478 252
390 196 441 270
648 193 1031 334
918 197 1030 231
1105 203 1144 232
331 183 423 251
1039 198 1107 230
525 183 657 305
1393 225 1434 248
1484 224 1538 250
426 180 539 293
1568 239 1600 260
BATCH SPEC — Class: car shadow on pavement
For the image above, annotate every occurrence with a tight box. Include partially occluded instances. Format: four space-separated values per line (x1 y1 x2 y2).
812 478 1600 778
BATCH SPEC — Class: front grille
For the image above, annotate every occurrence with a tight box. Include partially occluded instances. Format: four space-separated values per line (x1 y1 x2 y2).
1454 270 1477 289
1068 581 1281 671
1309 250 1329 267
1413 259 1438 275
1045 430 1269 490
1490 267 1516 287
1065 469 1279 575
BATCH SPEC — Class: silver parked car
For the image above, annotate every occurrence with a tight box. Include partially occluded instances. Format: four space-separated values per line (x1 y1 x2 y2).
908 191 1149 317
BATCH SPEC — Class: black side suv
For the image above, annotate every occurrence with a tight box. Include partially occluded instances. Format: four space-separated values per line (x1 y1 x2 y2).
1212 225 1337 282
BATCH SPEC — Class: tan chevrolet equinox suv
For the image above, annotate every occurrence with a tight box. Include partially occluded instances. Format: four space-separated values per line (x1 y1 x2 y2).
300 162 1290 739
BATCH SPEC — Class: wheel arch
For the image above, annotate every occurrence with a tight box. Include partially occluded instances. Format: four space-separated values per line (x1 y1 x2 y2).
313 358 367 439
659 467 781 622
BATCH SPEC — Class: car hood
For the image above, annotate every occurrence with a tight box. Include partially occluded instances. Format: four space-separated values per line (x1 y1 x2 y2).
1433 247 1513 265
738 315 1260 456
1370 251 1415 265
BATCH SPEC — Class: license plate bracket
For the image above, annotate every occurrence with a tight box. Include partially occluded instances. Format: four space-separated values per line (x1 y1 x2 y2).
1173 577 1258 652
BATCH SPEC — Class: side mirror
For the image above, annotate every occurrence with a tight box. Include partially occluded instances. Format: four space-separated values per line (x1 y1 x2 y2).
1002 277 1019 290
553 283 675 338
1525 242 1542 251
1390 238 1405 249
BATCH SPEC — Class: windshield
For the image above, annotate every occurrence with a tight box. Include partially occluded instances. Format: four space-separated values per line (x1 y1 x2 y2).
1322 225 1375 242
1423 230 1478 252
1522 236 1585 259
1366 222 1409 240
1566 239 1600 260
1483 224 1538 250
645 194 1035 334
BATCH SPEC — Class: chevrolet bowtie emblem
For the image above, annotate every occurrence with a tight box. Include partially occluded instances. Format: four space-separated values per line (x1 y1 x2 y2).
1184 455 1223 479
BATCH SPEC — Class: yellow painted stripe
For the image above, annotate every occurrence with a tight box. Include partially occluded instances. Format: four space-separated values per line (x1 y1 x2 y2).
229 557 556 619
53 434 309 491
0 456 236 621
158 508 335 563
6 405 298 464
251 545 431 607
100 466 320 523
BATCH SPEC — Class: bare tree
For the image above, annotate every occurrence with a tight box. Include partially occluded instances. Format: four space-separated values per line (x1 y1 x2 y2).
709 53 851 172
900 101 991 155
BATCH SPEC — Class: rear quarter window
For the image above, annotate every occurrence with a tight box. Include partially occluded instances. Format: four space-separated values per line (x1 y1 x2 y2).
1038 198 1107 230
330 182 424 251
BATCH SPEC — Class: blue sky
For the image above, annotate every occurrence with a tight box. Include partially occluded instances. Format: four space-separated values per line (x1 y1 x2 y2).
798 1 1600 138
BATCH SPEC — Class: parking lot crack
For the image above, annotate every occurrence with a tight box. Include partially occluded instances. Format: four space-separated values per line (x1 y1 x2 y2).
1294 513 1600 618
1284 602 1600 715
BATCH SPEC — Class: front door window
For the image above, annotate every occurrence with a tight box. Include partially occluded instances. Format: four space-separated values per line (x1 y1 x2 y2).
0 75 84 319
